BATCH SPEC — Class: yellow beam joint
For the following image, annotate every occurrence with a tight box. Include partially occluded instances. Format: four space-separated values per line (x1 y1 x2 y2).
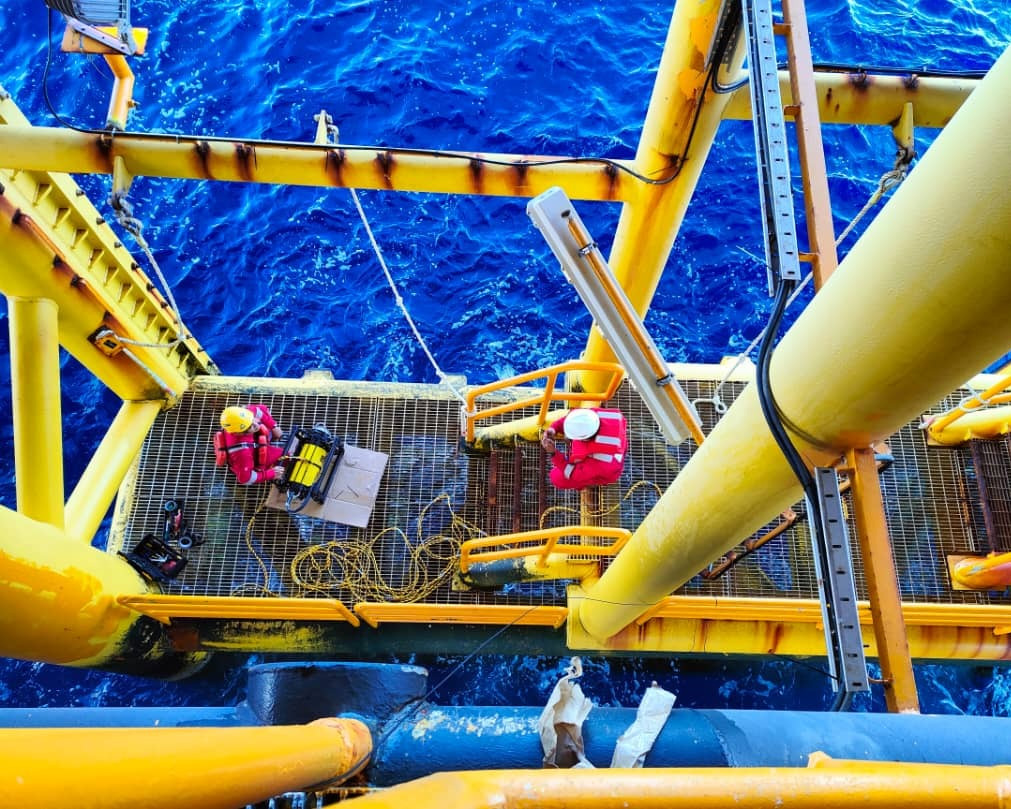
8 296 64 528
103 55 135 130
577 0 742 393
117 594 360 626
0 125 638 201
331 761 1011 809
0 505 151 666
723 71 977 127
845 447 919 713
0 718 371 808
354 603 568 629
577 43 1011 641
65 399 162 544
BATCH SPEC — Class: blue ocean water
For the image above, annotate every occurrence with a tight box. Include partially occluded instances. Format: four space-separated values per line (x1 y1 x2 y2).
0 0 1010 714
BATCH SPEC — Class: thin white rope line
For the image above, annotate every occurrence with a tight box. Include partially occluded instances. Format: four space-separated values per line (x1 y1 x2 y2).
695 163 908 412
348 187 468 406
113 212 191 350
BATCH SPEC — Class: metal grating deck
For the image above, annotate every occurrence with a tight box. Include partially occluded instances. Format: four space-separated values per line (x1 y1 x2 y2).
108 376 1011 610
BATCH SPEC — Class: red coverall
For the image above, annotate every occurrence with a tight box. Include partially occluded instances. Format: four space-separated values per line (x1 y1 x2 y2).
546 408 628 490
222 404 284 485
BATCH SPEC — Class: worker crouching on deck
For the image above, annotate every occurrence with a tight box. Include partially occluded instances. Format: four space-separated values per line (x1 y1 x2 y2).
540 407 627 490
217 404 285 485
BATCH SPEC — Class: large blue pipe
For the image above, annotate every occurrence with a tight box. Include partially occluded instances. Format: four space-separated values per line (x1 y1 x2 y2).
4 663 1009 787
372 706 1011 784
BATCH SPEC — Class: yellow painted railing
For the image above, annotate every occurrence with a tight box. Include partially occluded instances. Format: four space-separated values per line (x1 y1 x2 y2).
924 373 1011 444
118 594 360 627
354 603 569 629
463 360 624 443
459 526 632 574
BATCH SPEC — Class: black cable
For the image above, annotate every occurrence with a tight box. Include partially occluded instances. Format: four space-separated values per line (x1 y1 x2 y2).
810 61 987 79
41 8 93 133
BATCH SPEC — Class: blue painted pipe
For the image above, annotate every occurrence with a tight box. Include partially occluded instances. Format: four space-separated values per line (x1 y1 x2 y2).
372 705 1011 784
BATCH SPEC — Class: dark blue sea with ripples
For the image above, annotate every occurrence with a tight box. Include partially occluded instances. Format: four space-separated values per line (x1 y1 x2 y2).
0 0 1010 715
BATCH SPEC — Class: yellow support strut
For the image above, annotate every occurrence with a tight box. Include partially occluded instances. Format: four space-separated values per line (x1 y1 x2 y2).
577 43 1011 641
8 297 64 528
0 718 371 809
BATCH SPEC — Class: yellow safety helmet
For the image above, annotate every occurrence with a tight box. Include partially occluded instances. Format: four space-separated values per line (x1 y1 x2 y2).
565 408 600 440
220 406 254 434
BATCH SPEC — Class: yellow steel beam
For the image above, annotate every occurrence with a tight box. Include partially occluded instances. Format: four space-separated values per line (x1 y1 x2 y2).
65 399 162 544
575 0 744 393
576 43 1011 641
0 505 153 667
330 760 1011 809
0 718 371 808
568 592 1011 661
723 71 976 127
103 54 135 130
779 0 838 289
8 297 64 528
0 93 215 398
0 125 639 202
845 448 918 713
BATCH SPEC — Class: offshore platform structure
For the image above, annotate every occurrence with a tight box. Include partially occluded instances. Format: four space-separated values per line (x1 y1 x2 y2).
2 0 1011 805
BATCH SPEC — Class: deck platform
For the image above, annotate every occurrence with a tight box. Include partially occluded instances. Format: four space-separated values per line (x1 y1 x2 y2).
108 371 1011 621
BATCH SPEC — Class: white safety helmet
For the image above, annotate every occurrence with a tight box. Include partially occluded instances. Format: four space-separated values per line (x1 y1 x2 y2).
565 408 600 440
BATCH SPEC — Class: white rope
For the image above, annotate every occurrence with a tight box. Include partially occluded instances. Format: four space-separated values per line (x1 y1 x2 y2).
692 159 910 415
348 187 468 406
112 204 191 349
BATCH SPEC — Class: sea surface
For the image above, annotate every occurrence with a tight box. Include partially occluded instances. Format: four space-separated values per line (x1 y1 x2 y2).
0 0 1010 714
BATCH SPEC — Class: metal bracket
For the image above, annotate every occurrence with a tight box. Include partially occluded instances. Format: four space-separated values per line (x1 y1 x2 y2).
810 467 870 695
740 0 802 293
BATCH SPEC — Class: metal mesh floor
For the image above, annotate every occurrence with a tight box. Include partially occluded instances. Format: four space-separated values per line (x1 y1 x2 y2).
109 378 1010 609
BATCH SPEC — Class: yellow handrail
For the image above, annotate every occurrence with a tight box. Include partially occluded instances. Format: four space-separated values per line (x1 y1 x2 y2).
117 594 360 627
925 374 1011 441
460 525 632 573
463 360 625 443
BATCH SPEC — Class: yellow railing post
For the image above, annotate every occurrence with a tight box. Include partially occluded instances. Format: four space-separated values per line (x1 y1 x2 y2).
8 296 64 528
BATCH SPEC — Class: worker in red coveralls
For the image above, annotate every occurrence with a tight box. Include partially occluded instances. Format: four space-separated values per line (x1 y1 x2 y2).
218 404 285 485
540 407 628 490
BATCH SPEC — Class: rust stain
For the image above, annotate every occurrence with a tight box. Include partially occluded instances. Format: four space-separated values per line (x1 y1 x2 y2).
375 150 395 189
325 149 346 187
902 73 920 91
468 157 483 194
194 140 213 179
848 72 871 91
93 134 115 174
512 160 529 191
602 162 619 201
234 143 257 182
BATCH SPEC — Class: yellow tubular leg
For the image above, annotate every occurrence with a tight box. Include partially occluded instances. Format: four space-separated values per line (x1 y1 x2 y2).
0 718 372 808
0 506 151 667
576 0 744 393
103 54 135 130
338 762 1011 809
578 43 1011 641
65 399 163 544
8 296 64 528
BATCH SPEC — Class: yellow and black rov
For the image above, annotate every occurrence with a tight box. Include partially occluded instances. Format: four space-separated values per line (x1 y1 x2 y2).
275 425 345 513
